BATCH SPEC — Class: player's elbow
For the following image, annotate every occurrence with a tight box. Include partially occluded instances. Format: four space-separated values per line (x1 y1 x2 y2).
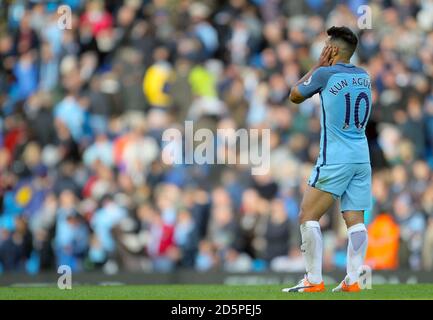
290 94 303 104
289 88 305 104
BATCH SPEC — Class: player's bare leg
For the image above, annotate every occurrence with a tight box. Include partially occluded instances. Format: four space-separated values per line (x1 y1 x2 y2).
282 186 334 293
298 185 335 224
333 211 368 292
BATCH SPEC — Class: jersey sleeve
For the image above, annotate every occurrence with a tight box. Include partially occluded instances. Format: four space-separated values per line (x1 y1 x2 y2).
297 67 329 99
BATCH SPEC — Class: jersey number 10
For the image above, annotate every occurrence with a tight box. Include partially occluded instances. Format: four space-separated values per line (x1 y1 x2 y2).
343 92 370 130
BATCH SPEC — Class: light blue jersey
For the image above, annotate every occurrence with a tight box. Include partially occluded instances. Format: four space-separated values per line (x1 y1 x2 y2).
298 62 373 211
298 62 372 165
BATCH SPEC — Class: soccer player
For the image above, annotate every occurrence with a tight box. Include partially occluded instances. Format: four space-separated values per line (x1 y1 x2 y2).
282 26 372 293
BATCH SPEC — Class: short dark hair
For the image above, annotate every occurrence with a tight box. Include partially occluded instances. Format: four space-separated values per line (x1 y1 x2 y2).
326 26 358 57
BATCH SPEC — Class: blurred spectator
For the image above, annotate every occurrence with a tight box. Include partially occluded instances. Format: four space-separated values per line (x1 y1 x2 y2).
54 190 89 271
0 216 32 272
223 248 253 272
146 206 177 272
263 199 291 262
142 47 173 109
393 193 426 270
195 240 218 272
207 205 238 256
91 195 127 259
365 212 400 270
174 208 198 268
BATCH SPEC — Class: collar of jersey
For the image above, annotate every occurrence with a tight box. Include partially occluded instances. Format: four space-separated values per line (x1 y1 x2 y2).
335 62 355 67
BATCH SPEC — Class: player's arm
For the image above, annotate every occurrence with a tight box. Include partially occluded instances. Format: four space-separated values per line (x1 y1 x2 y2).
289 45 333 104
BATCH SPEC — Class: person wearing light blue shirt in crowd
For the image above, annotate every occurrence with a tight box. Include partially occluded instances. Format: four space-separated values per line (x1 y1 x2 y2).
90 195 127 256
54 95 85 142
54 190 89 272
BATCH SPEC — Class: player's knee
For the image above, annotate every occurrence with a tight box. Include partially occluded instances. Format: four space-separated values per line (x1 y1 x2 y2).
342 211 364 227
298 208 312 224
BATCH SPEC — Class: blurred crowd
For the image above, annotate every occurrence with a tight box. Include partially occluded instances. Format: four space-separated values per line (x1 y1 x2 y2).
0 0 433 275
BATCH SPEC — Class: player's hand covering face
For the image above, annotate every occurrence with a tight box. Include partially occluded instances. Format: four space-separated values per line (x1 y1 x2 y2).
317 44 335 67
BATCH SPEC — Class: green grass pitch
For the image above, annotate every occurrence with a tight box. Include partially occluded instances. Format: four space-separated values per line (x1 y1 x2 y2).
0 284 433 300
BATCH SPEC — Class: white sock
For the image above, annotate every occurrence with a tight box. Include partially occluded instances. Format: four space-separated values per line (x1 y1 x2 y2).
300 221 323 284
346 223 368 284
